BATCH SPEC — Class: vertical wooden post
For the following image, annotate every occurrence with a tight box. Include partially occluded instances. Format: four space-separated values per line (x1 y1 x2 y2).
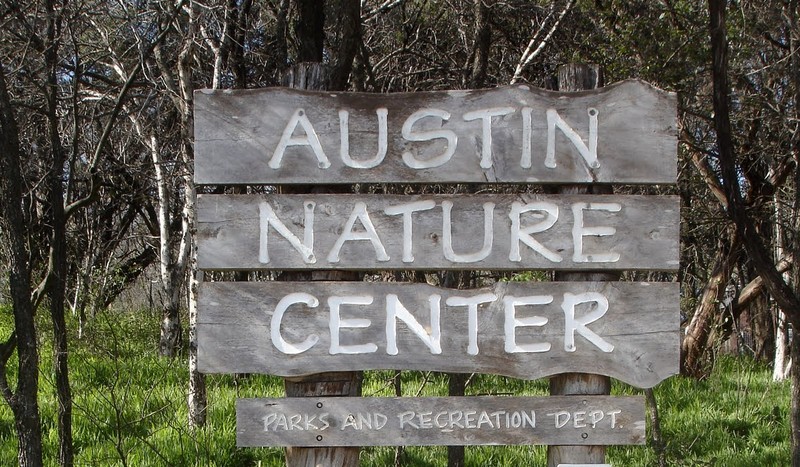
447 371 468 467
444 270 469 467
547 63 619 467
280 62 362 467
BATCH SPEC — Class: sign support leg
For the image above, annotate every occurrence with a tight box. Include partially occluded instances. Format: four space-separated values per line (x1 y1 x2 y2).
547 63 618 467
280 62 363 467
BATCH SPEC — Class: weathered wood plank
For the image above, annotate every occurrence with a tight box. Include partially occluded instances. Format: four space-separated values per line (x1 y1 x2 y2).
194 80 676 185
196 193 679 271
235 395 645 447
198 281 678 388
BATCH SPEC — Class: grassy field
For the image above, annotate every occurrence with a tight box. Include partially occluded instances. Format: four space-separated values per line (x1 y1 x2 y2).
0 306 791 466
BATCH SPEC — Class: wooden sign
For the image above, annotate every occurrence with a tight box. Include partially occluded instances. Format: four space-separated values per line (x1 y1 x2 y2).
197 193 679 272
198 281 678 388
194 75 679 460
236 395 644 447
194 80 676 185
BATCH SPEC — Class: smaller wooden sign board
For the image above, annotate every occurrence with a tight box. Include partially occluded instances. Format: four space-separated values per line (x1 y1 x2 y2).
236 395 644 447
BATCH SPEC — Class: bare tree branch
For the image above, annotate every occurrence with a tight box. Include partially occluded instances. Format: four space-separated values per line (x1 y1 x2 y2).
511 0 573 84
63 0 188 220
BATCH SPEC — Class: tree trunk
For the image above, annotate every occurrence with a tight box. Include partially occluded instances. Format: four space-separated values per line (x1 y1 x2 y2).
548 374 610 465
329 0 361 90
185 27 206 424
709 1 800 463
284 371 362 466
682 228 741 375
153 135 185 358
49 171 73 467
186 142 206 427
152 0 197 359
774 310 790 381
129 106 187 361
789 0 800 459
750 294 774 361
0 64 44 467
279 6 363 465
187 265 207 427
177 0 206 424
793 333 800 466
292 0 325 62
646 388 667 467
14 402 44 467
547 63 615 467
44 2 74 458
709 0 800 331
467 0 491 89
159 303 183 358
442 270 470 467
393 369 404 466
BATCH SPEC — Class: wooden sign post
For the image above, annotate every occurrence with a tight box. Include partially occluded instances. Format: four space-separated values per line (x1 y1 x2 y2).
549 62 615 467
277 63 362 467
194 66 679 465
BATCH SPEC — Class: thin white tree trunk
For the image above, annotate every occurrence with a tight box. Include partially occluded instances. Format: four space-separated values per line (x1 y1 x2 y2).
774 193 791 381
126 106 188 358
181 0 207 428
186 187 206 427
510 0 574 84
775 311 790 380
147 132 185 357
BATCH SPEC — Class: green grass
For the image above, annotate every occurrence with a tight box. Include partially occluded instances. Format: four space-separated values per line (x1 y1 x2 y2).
0 307 791 465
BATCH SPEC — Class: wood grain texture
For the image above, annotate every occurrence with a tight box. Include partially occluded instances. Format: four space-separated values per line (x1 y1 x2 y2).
198 281 679 388
194 80 677 185
196 193 679 271
236 395 645 447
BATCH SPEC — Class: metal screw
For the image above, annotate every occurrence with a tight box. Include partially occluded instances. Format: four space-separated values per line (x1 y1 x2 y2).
317 402 323 408
581 433 588 439
316 435 323 441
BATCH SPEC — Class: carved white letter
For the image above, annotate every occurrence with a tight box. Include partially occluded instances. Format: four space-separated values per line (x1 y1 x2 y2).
271 293 319 354
545 107 599 169
463 107 515 168
259 201 316 264
442 200 495 263
402 109 457 168
572 202 621 263
328 201 390 263
503 295 552 353
562 292 614 352
386 294 442 355
446 293 497 355
520 107 533 168
384 200 436 262
509 201 562 263
340 108 388 168
270 109 330 169
328 295 378 354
